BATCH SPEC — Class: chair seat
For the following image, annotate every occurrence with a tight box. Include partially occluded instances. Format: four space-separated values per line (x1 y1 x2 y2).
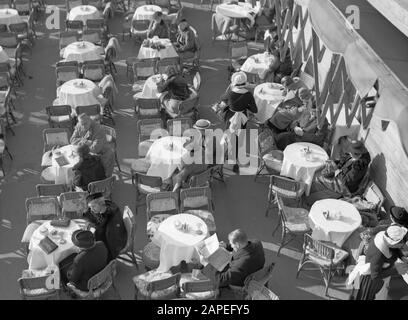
305 244 349 267
138 139 154 157
142 242 160 270
132 158 150 173
137 183 161 195
284 207 310 233
133 270 178 300
147 214 171 240
132 80 146 93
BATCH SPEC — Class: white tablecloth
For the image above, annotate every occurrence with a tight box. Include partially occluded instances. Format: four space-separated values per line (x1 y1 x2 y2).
68 5 101 24
309 199 362 247
62 41 104 63
215 2 260 26
240 53 277 79
253 82 284 122
133 74 167 99
0 9 22 27
281 142 329 195
145 136 190 180
0 46 9 63
152 213 208 272
137 38 178 60
28 220 82 270
133 5 162 21
50 144 80 185
57 78 102 109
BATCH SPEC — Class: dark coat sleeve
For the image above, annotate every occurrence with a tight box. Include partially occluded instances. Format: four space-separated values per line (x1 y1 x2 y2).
245 93 258 113
67 256 83 286
105 204 127 259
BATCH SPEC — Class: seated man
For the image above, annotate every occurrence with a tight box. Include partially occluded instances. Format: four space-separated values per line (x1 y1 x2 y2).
157 66 193 118
60 230 108 292
310 140 371 198
174 19 198 61
148 11 170 39
70 113 115 177
263 43 293 83
83 193 127 261
72 144 106 192
201 229 265 288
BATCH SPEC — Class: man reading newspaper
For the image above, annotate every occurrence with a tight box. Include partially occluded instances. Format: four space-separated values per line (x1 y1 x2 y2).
197 229 265 288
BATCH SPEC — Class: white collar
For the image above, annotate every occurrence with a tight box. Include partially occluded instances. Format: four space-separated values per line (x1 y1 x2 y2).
231 87 248 94
374 231 392 259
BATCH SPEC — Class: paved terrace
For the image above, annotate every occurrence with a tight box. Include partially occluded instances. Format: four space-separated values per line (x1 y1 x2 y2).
0 0 407 299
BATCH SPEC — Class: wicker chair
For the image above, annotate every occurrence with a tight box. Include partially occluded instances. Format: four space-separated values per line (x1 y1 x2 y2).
75 104 102 123
187 167 212 188
87 175 116 200
131 171 162 212
117 206 139 269
42 127 71 153
59 191 88 220
45 105 74 130
66 20 84 32
18 273 60 300
131 58 158 92
35 183 68 197
136 118 164 157
133 271 181 300
245 280 279 300
179 276 218 300
134 98 161 120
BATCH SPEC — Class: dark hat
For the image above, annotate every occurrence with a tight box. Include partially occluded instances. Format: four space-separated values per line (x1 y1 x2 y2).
71 230 95 249
349 140 366 154
86 192 104 202
193 119 211 130
390 206 408 227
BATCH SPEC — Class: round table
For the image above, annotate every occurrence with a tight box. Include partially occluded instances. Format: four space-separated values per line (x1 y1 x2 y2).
253 82 285 123
137 38 178 60
133 5 162 21
152 213 208 272
280 142 329 195
57 78 102 109
62 41 104 63
0 46 9 63
50 144 80 185
67 5 102 24
133 73 167 99
308 199 362 247
0 9 22 27
145 136 190 180
28 220 82 270
241 53 278 79
216 2 259 23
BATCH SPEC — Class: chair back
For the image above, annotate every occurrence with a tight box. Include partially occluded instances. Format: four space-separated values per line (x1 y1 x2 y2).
193 72 201 93
230 41 248 60
18 274 59 300
0 32 18 47
59 31 80 49
86 259 117 297
99 124 116 146
146 272 181 298
131 19 149 32
86 18 106 30
56 60 79 68
135 98 161 119
303 234 335 260
157 57 181 74
188 168 212 187
66 20 84 31
182 278 216 295
13 0 31 14
146 191 179 219
244 262 275 287
88 176 116 199
25 196 60 224
179 96 198 116
133 172 162 191
82 63 105 82
122 205 136 252
75 104 101 118
0 24 7 33
46 105 73 124
363 181 384 213
180 186 212 212
269 175 304 201
245 280 279 300
36 184 68 197
42 127 70 152
137 118 164 142
82 29 101 44
9 22 28 35
60 191 88 219
167 117 192 136
133 58 158 79
244 71 260 85
55 66 79 85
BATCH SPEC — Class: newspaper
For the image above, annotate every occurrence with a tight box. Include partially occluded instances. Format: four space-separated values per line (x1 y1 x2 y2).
196 234 232 272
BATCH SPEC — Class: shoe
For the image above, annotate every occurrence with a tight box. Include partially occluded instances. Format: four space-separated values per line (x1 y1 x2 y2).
232 164 239 174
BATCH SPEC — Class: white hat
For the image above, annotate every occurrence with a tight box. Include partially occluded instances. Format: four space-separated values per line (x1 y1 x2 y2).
231 71 247 87
384 225 408 246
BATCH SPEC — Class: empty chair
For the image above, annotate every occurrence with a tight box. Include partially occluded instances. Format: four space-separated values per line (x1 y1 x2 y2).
141 241 160 270
180 277 217 300
86 18 107 34
82 29 102 44
0 32 19 48
82 63 105 82
56 60 79 68
131 58 158 92
59 191 88 219
55 65 79 86
59 31 80 50
157 57 181 74
296 234 349 296
45 105 74 129
87 175 116 200
18 272 60 300
137 118 164 157
117 206 139 269
42 127 71 153
131 19 149 42
188 167 212 188
228 41 248 77
36 184 68 197
9 22 33 46
133 271 181 300
167 117 192 136
66 20 84 32
134 97 161 120
244 280 279 300
131 172 162 212
67 260 119 300
75 104 102 123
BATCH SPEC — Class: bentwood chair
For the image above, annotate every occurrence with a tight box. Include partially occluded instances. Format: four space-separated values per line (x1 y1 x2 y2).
59 191 88 219
131 58 158 91
59 31 80 51
75 104 102 123
134 98 161 120
66 20 84 33
18 273 60 300
187 168 212 188
131 19 149 43
100 124 121 171
133 272 181 300
131 171 162 213
136 119 164 157
117 206 139 269
157 56 181 74
35 183 68 197
45 105 74 130
245 280 279 300
179 277 218 300
82 29 102 45
42 127 70 153
87 176 116 200
296 234 349 297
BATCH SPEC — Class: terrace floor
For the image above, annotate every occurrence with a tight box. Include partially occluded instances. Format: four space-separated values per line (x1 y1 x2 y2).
0 0 407 300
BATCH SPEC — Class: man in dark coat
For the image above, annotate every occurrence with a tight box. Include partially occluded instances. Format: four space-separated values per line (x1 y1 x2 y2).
72 144 106 191
60 230 108 292
202 229 265 288
83 193 127 261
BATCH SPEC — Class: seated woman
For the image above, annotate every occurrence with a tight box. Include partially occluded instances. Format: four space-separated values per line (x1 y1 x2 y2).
310 140 371 198
72 144 106 192
70 113 115 177
174 19 198 61
157 66 194 118
148 11 170 39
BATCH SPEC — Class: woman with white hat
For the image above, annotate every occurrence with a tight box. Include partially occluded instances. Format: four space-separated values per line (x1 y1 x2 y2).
219 71 258 173
348 224 408 300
